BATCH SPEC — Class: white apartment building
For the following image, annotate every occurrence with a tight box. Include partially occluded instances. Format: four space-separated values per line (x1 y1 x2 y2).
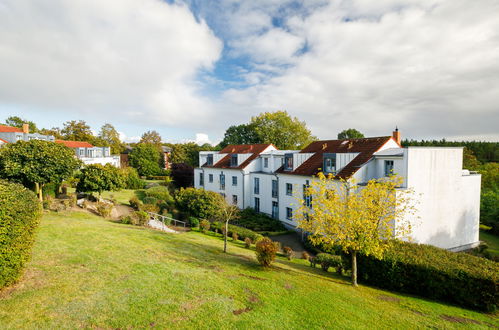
194 130 481 251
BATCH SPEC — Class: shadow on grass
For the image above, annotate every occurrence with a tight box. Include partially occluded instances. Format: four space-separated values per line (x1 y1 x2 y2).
134 190 146 201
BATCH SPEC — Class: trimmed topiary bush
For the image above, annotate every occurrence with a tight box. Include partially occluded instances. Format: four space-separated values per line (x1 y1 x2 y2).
353 241 499 312
189 217 199 228
315 253 342 272
255 237 279 268
0 180 42 289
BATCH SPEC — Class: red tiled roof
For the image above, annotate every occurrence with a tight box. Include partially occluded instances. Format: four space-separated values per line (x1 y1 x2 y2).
278 136 394 179
205 144 274 169
0 124 23 133
55 140 94 148
0 138 8 143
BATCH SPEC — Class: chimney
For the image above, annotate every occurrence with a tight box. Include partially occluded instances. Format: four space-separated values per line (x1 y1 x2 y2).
392 127 401 145
22 123 29 134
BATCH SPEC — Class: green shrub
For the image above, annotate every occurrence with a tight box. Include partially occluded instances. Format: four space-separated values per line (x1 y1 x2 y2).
0 180 42 289
283 246 295 260
121 215 132 224
133 211 149 226
145 186 173 204
353 241 499 312
315 253 342 272
189 217 199 228
200 219 210 233
210 222 263 242
129 196 142 210
255 237 279 268
236 208 286 232
121 167 146 189
175 187 224 220
143 196 158 205
244 237 252 248
140 204 160 214
96 202 113 218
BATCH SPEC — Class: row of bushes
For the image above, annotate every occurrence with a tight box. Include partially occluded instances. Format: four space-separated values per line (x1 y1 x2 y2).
350 241 499 312
235 208 286 232
209 221 264 242
0 180 42 289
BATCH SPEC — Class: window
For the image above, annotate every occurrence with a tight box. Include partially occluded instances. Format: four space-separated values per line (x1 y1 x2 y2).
232 176 237 186
79 149 85 157
303 180 312 208
284 154 293 171
232 195 238 205
264 158 269 168
286 183 292 196
220 173 225 190
254 177 260 194
272 180 278 198
206 154 213 166
286 207 293 220
209 174 213 183
272 201 279 219
254 197 260 212
385 160 394 176
230 154 238 167
323 153 337 174
199 173 204 186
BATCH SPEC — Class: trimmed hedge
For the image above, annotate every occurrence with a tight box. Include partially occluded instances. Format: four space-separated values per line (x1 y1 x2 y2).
0 180 42 289
235 208 286 232
210 222 263 242
353 241 499 312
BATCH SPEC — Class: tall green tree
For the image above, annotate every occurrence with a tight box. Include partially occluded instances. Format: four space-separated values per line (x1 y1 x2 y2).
218 123 260 148
38 127 63 139
128 143 162 176
61 120 94 141
0 140 81 201
76 164 125 196
250 110 316 149
140 130 162 146
4 116 38 133
337 128 365 139
98 123 124 154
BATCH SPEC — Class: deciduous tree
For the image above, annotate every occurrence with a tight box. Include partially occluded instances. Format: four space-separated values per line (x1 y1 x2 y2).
128 143 162 176
296 174 416 286
337 128 365 139
76 164 125 196
4 116 38 133
140 130 162 146
98 123 124 154
218 123 259 148
61 120 94 141
220 203 239 253
0 140 81 201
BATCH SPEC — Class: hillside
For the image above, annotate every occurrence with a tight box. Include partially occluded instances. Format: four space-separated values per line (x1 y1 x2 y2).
0 212 497 329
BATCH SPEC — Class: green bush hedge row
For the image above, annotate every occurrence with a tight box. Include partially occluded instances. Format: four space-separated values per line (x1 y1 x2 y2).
0 180 42 289
210 222 263 242
235 208 286 232
352 241 499 312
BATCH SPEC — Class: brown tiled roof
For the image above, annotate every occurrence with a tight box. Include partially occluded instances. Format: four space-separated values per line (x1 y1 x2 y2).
204 144 274 169
279 136 394 179
0 124 23 133
55 140 94 148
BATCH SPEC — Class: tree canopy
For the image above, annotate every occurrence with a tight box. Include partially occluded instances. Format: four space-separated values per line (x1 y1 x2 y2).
337 128 365 139
0 140 81 200
76 164 125 195
4 116 38 133
218 123 260 148
140 130 162 146
296 174 416 286
99 123 124 154
61 120 94 142
128 143 162 176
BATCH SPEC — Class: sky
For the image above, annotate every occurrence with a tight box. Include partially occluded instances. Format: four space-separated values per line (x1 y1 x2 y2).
0 0 498 144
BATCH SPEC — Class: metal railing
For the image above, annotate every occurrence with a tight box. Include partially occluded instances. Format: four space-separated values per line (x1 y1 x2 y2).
147 212 186 228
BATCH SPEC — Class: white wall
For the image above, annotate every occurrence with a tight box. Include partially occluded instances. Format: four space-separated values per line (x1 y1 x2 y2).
250 172 278 216
401 147 480 250
81 156 121 168
195 168 245 208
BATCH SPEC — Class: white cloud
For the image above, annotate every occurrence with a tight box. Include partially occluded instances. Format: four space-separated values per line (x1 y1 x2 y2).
0 0 222 128
218 0 499 140
118 131 140 143
193 133 212 145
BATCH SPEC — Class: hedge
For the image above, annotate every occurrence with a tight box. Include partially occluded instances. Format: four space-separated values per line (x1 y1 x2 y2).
210 222 263 242
0 180 42 289
353 241 499 312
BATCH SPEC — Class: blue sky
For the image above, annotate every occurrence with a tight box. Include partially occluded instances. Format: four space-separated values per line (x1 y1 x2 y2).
0 0 498 144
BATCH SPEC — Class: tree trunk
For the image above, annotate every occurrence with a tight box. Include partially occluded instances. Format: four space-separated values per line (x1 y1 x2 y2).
35 183 43 202
351 250 358 287
224 221 228 253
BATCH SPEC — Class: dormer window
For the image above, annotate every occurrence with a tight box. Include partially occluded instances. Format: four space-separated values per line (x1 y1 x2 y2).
206 154 213 166
230 154 238 167
323 153 336 174
284 154 293 171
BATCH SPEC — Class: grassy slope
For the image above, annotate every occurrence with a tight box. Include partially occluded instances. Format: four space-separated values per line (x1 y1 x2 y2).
481 230 499 257
0 212 497 329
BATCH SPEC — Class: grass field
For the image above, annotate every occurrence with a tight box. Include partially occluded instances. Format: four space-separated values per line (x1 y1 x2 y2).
0 212 497 329
481 230 499 257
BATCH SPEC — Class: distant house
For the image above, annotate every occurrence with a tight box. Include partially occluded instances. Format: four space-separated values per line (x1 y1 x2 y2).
0 124 55 143
120 145 172 169
194 130 481 252
55 140 121 167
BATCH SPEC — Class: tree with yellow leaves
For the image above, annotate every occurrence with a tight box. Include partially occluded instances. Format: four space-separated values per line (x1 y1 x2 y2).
295 173 416 286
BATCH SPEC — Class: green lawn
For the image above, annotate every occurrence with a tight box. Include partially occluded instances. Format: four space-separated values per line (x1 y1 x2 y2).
481 230 499 257
0 212 497 329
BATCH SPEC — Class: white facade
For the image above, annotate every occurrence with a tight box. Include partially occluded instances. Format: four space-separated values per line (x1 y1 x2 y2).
195 138 481 252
